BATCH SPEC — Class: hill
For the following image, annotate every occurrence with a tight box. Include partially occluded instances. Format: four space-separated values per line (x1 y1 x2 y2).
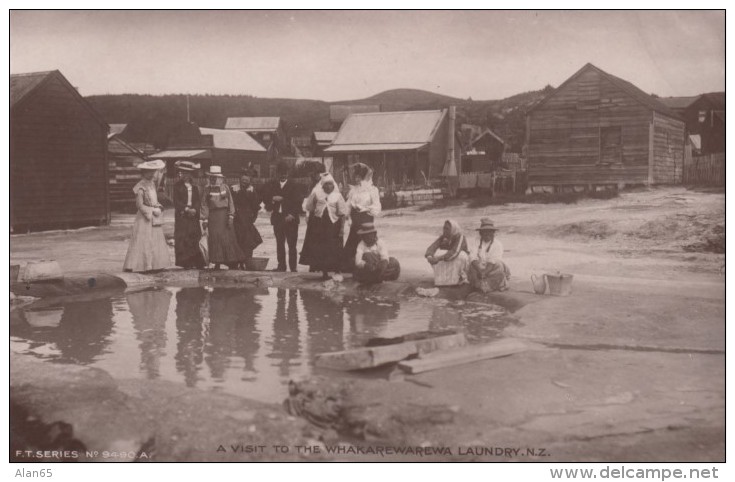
86 86 551 152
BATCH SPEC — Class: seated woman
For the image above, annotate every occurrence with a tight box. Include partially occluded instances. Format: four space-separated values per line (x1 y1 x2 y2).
353 223 400 284
425 219 470 286
468 218 511 293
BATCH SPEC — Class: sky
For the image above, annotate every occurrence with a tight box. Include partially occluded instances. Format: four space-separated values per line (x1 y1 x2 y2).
9 10 725 101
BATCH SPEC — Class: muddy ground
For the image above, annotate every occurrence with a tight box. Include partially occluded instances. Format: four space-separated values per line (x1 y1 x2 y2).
9 186 725 462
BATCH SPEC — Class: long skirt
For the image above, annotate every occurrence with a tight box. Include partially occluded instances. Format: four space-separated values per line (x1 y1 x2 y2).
311 215 343 273
123 212 171 272
298 215 319 267
354 252 401 284
468 260 511 293
432 251 469 287
175 213 205 268
343 210 373 271
234 214 263 260
208 208 246 265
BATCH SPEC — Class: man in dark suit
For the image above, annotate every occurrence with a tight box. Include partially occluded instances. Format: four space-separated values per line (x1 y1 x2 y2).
264 162 303 272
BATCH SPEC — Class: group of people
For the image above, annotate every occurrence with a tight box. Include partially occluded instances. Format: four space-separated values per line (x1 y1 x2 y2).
123 160 402 285
424 217 511 293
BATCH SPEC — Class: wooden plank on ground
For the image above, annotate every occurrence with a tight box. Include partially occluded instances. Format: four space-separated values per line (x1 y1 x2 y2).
397 338 544 375
314 333 468 371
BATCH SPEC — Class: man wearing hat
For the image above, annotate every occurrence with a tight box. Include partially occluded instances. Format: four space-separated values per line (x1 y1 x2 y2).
468 218 511 292
263 162 303 272
173 161 205 269
353 222 400 284
123 159 171 272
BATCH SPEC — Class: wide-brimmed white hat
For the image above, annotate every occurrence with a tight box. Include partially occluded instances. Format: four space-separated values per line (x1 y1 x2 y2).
138 159 165 170
206 165 224 177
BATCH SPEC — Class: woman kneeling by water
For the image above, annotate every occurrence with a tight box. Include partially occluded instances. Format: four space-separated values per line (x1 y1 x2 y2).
425 219 470 286
353 223 400 284
468 218 511 293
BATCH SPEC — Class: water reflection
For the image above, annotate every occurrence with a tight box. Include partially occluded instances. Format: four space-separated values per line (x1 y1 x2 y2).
205 287 264 381
11 298 114 364
174 288 207 387
11 287 511 403
267 288 301 377
128 288 171 379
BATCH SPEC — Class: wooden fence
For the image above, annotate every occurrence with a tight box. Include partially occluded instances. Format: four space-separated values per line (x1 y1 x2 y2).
683 153 725 186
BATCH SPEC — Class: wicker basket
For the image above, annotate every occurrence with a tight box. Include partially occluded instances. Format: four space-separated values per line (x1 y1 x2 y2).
246 257 269 271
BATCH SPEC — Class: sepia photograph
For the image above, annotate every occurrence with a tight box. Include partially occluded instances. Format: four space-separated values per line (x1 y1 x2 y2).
8 9 725 469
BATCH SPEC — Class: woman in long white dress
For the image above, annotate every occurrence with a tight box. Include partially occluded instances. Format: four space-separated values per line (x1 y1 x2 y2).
343 163 381 271
123 159 172 272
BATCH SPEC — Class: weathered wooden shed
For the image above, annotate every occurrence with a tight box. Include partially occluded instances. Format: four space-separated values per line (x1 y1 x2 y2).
323 109 461 189
526 63 685 189
224 116 285 161
10 70 109 231
661 92 725 155
108 133 149 212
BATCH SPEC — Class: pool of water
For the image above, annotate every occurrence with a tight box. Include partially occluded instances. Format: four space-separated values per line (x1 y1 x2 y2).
10 286 514 403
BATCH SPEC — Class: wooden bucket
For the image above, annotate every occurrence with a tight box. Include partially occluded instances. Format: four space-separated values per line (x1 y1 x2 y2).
246 257 269 271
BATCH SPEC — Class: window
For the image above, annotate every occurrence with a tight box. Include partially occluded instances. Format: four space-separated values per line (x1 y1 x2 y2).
698 111 707 123
599 126 622 165
262 133 272 142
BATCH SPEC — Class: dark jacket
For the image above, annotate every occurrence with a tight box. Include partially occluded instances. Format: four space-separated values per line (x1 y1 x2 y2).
173 179 202 220
263 179 303 225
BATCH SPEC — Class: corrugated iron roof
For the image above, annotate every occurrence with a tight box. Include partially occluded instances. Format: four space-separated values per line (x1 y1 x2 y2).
329 110 445 151
200 128 267 152
325 143 428 153
329 104 381 123
224 117 281 131
10 70 54 107
659 96 699 110
153 149 210 159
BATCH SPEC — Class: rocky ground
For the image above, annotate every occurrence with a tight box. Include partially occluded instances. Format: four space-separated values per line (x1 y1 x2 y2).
9 186 725 462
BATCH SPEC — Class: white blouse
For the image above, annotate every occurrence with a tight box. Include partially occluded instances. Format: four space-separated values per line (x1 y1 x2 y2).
346 181 381 217
475 239 504 264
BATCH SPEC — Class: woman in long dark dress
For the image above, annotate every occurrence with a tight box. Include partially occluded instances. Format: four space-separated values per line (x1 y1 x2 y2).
299 167 326 271
303 173 348 280
232 174 263 268
173 161 205 269
200 165 246 270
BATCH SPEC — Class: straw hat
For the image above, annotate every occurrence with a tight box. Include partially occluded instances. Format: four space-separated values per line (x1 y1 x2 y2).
476 218 499 232
206 165 225 177
175 160 200 171
137 159 165 170
356 222 378 235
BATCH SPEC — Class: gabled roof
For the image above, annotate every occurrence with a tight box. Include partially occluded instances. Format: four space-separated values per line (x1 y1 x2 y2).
153 149 210 159
108 135 145 157
109 123 128 136
528 63 682 120
10 70 108 127
701 92 725 110
224 117 281 131
324 110 446 153
469 128 505 148
659 96 699 110
200 128 267 152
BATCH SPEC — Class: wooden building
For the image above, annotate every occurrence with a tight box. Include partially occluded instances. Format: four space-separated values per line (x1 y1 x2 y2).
108 133 149 212
156 124 267 178
460 126 507 173
10 70 109 231
224 117 285 161
311 131 337 158
526 63 686 189
661 93 725 155
324 109 461 189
